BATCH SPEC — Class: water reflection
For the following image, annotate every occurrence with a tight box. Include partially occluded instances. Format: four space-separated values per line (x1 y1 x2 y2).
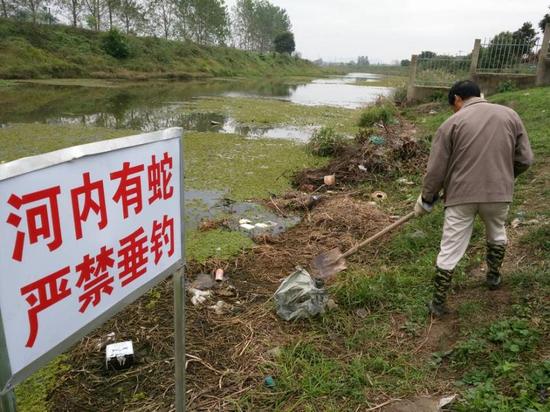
0 74 393 137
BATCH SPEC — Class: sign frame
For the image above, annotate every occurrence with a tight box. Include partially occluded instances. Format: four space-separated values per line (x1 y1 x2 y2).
0 127 185 411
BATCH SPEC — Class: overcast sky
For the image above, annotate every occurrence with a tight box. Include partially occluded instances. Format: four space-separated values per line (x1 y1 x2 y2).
226 0 549 63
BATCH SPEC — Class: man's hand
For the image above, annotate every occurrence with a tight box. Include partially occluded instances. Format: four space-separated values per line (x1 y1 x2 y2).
414 194 434 217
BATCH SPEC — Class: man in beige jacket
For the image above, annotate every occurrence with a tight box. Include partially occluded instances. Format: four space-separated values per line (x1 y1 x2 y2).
415 80 534 317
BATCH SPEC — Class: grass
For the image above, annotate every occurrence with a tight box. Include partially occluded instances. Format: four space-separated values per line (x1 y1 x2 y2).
0 18 324 80
14 356 70 412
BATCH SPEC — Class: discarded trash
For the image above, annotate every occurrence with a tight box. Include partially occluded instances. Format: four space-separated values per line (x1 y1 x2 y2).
240 223 256 231
369 135 385 145
358 164 367 171
274 268 328 321
385 394 457 412
190 273 215 290
371 191 387 201
265 346 282 359
355 308 369 319
214 268 224 282
210 120 221 125
208 300 232 315
264 375 276 389
106 341 134 370
255 221 277 229
188 288 212 306
217 285 237 297
96 332 116 350
397 177 414 185
323 174 336 186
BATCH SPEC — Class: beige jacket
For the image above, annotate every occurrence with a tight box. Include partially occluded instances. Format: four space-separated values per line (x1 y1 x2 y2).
422 97 534 207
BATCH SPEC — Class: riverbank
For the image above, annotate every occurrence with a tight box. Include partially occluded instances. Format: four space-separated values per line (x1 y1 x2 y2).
0 18 325 80
5 82 547 410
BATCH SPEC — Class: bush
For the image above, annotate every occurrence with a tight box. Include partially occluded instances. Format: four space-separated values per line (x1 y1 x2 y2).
102 29 130 59
307 127 348 156
496 80 517 93
358 103 397 128
392 85 408 106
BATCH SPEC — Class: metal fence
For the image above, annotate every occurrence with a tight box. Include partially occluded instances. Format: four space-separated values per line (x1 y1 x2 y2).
415 55 471 87
477 37 542 74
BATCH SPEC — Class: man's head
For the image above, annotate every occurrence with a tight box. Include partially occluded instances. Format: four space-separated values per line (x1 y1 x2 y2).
448 80 481 112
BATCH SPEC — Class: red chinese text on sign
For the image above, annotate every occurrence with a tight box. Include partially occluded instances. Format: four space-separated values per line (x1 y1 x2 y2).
75 246 115 313
6 186 63 262
148 152 174 204
118 226 149 287
111 161 145 219
151 215 175 265
71 172 108 240
20 266 72 348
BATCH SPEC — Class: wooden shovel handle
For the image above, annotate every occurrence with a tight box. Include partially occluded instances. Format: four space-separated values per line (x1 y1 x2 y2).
340 211 416 259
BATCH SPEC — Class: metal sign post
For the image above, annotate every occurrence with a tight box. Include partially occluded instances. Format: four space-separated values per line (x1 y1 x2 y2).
174 144 186 412
0 128 185 411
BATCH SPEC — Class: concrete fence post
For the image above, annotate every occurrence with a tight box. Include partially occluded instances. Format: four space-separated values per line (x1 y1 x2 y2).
536 24 550 86
406 54 418 102
469 39 481 79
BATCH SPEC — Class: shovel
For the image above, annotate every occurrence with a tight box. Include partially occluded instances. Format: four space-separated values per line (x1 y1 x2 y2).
311 211 416 279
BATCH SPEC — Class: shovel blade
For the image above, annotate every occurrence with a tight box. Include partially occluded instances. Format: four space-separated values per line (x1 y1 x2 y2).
311 248 347 279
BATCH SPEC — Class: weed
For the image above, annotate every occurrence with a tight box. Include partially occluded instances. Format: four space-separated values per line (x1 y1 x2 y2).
102 29 130 59
306 127 348 156
357 102 397 128
496 80 517 94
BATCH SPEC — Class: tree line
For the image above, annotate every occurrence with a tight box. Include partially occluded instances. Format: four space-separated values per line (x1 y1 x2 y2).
0 0 296 53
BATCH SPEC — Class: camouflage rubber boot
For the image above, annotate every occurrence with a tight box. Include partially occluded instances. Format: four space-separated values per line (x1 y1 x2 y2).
486 242 506 290
428 267 453 317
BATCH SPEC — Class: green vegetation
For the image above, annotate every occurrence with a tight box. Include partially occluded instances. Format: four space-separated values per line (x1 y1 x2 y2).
184 131 326 200
15 356 70 412
186 229 253 263
0 18 322 79
357 101 397 128
102 29 131 59
306 127 347 156
184 96 361 134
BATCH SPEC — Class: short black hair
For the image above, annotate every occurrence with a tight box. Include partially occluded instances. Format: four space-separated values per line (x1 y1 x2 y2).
448 80 481 106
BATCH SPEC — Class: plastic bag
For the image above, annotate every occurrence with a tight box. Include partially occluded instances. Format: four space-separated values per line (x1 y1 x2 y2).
274 268 328 321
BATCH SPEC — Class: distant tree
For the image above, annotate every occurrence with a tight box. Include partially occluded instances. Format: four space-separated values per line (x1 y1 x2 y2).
400 59 410 66
419 50 436 58
0 0 18 17
117 0 146 34
177 0 229 45
17 0 48 22
83 0 103 30
147 0 177 39
356 55 369 65
273 31 294 54
231 0 291 52
540 6 550 32
513 22 537 45
57 0 83 26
